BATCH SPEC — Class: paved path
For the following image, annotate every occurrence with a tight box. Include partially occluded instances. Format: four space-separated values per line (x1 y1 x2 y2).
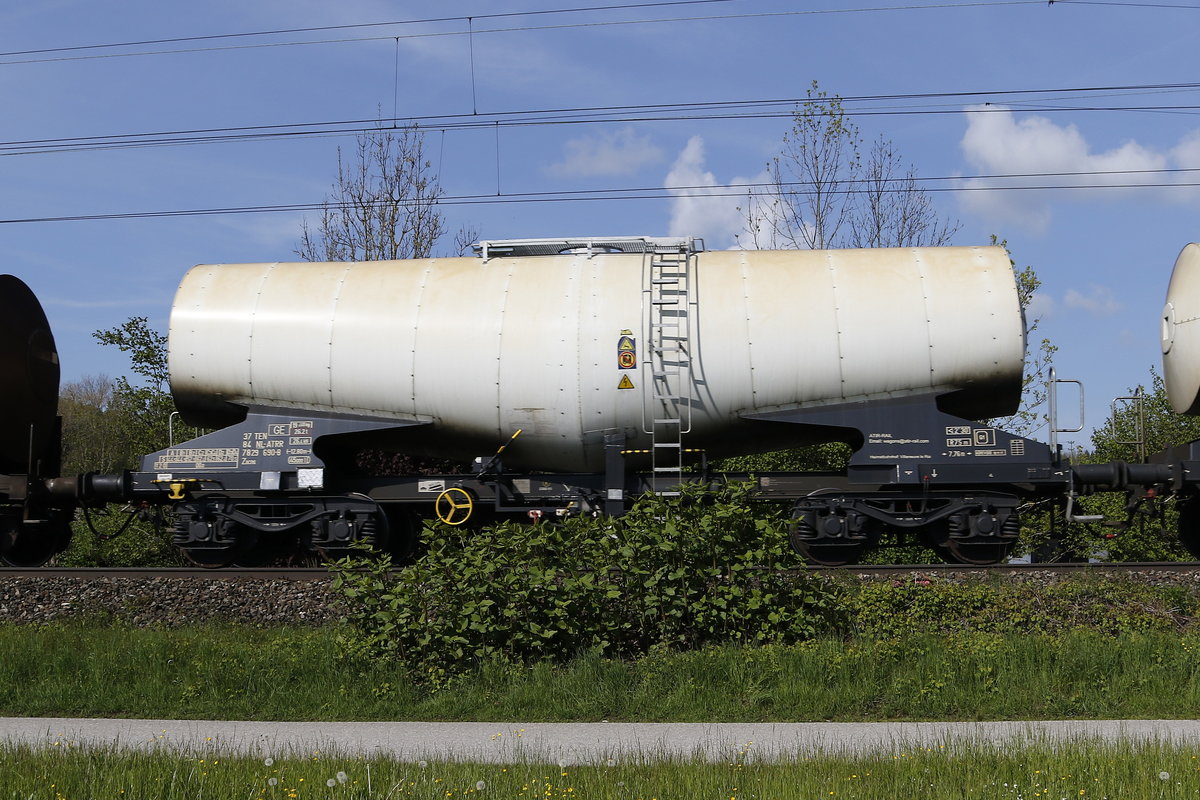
2 719 1199 763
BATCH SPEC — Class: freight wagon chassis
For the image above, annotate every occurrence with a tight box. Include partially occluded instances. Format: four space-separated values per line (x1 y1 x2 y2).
0 436 1188 567
0 400 1191 568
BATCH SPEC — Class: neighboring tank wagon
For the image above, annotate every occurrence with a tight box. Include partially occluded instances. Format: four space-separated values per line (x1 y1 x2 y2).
3 236 1200 568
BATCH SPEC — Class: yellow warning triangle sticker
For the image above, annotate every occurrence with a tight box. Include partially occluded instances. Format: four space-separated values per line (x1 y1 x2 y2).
617 374 635 390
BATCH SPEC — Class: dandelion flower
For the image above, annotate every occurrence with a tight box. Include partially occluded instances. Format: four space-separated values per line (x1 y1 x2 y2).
1159 771 1170 780
268 778 279 787
476 780 487 791
327 778 337 787
419 760 429 769
264 757 275 767
337 771 348 784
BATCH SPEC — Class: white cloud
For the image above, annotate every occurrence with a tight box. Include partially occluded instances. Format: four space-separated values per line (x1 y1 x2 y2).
1064 284 1121 316
547 127 663 177
958 105 1169 231
665 136 757 248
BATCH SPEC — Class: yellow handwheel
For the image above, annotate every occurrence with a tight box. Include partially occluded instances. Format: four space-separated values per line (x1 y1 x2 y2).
435 487 475 525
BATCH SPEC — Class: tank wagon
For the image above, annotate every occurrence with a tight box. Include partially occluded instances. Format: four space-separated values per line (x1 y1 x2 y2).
2 236 1198 567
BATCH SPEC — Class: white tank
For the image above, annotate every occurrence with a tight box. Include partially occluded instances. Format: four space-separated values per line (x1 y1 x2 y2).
1162 242 1200 414
168 243 1026 471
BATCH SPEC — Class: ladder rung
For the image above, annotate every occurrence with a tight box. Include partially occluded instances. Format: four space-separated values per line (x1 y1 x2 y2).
653 467 682 473
653 418 682 424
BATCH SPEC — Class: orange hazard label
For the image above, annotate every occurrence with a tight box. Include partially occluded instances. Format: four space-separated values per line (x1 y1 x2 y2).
618 350 636 369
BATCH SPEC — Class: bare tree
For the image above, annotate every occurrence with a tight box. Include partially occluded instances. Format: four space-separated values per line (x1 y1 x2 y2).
739 82 959 250
59 375 124 474
848 137 959 249
297 125 447 262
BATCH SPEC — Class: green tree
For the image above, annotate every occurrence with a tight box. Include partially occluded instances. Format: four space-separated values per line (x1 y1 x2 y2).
92 317 199 460
53 320 190 566
1038 369 1200 562
988 239 1057 439
1090 369 1200 463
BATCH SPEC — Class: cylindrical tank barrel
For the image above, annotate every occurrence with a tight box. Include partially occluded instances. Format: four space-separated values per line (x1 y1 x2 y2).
168 246 1026 471
0 275 61 476
1162 243 1200 414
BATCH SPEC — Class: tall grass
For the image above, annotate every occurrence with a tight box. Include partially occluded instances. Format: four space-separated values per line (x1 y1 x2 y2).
0 738 1197 798
1 623 1199 722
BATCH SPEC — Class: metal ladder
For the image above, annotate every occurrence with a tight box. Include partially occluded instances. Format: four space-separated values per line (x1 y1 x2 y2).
644 240 698 495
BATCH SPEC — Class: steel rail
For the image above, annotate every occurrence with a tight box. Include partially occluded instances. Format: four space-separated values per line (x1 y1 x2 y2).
3 562 1200 580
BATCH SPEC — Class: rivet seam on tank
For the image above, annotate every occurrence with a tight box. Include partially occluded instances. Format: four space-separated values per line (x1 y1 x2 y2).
246 263 278 391
738 251 756 398
326 265 351 401
826 251 846 392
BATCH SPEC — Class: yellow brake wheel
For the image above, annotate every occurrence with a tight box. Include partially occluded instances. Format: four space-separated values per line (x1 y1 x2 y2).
435 487 475 525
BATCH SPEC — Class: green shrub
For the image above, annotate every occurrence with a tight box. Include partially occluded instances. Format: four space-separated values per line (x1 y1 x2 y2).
55 507 183 567
839 576 1194 638
330 483 838 685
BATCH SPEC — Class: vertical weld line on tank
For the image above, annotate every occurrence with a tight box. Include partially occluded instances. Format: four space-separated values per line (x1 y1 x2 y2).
739 249 756 404
913 249 935 382
494 258 514 437
410 262 432 420
246 262 278 396
826 250 846 397
327 263 351 406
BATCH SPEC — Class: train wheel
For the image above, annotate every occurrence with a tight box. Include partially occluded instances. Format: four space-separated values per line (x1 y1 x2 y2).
232 530 296 568
792 539 866 567
0 516 71 567
384 507 421 562
1178 495 1200 559
181 545 240 568
945 539 1013 565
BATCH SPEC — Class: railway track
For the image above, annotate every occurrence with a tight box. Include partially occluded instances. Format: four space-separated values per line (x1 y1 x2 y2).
3 562 1200 580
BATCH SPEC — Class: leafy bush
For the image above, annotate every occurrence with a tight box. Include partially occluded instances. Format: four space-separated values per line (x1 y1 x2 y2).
55 508 183 567
329 483 838 685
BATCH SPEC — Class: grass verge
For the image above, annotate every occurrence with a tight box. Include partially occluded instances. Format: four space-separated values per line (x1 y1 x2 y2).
0 738 1197 798
1 623 1199 721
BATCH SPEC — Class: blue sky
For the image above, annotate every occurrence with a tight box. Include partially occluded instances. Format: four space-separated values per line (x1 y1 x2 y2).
3 0 1199 449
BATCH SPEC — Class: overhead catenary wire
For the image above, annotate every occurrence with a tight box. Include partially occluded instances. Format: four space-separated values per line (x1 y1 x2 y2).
5 82 1200 158
0 0 733 59
13 0 1188 67
0 3 1062 67
3 166 1198 226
